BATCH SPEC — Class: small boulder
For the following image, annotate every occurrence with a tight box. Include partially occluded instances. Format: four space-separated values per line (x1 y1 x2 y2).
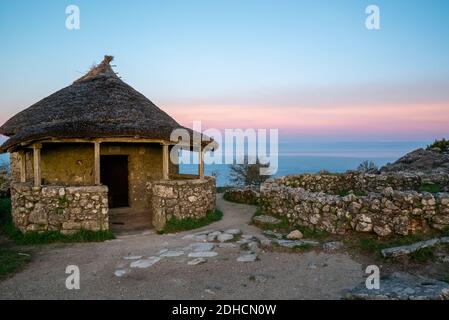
287 230 303 240
217 233 234 242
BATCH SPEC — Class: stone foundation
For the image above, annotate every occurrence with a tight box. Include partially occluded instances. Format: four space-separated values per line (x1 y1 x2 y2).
259 173 449 236
10 183 109 234
147 176 216 231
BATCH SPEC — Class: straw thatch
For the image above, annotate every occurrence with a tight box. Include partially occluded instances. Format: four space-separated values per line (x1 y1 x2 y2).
0 56 212 152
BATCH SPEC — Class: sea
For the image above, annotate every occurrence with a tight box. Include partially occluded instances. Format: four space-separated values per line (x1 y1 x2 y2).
0 139 430 187
179 140 430 186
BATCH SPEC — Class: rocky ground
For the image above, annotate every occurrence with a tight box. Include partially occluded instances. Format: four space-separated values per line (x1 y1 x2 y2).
0 194 448 300
381 147 449 174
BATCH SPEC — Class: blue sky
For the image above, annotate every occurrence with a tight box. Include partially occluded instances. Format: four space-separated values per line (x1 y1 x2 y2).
1 0 449 140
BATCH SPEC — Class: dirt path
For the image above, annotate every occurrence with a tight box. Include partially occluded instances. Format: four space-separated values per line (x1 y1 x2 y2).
0 195 364 300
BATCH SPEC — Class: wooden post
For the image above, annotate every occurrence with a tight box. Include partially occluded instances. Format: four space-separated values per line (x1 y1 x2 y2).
94 142 101 185
162 144 169 180
199 146 204 179
33 144 42 187
19 151 27 183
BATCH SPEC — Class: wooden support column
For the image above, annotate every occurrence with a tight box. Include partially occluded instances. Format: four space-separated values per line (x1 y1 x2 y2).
162 144 169 180
199 146 204 179
19 151 27 183
94 142 101 185
33 144 42 187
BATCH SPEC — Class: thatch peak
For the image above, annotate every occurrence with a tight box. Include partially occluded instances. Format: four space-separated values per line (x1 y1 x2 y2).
73 55 117 84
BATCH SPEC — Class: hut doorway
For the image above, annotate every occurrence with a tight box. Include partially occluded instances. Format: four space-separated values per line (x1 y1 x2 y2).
100 155 129 208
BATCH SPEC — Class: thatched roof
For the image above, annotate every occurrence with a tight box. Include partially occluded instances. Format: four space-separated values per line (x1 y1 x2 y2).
0 56 213 152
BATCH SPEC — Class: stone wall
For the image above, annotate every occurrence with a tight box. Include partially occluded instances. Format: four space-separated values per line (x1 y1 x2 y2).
223 187 260 205
259 173 449 237
278 172 449 194
147 176 216 231
10 183 109 234
9 143 179 209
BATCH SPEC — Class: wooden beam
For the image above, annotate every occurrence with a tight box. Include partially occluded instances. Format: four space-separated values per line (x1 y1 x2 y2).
199 147 204 179
33 144 42 187
162 144 169 180
94 142 101 185
19 151 26 183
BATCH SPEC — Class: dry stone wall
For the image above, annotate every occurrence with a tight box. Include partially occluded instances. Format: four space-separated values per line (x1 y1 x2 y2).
259 173 449 237
10 183 109 234
147 176 216 231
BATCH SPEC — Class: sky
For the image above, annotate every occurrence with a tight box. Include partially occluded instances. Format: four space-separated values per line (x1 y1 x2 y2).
1 0 449 141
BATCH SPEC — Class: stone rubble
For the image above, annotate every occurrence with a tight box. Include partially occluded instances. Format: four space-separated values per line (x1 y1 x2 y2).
347 272 449 300
130 257 161 269
253 215 281 225
381 237 449 258
187 258 207 266
237 253 258 262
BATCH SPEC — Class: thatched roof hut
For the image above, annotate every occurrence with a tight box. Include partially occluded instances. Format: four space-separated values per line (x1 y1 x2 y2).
0 55 206 152
2 56 217 234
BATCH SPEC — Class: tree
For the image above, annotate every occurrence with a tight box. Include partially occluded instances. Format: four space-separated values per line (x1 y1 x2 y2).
229 157 271 188
357 160 378 173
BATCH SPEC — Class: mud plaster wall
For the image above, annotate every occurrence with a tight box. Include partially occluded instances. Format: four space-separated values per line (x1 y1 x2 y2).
10 143 179 209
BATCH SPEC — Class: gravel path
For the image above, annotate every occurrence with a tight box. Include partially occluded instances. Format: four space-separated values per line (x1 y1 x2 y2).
0 194 363 299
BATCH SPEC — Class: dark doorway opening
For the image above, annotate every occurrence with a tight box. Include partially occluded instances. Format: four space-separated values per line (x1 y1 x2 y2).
100 155 129 208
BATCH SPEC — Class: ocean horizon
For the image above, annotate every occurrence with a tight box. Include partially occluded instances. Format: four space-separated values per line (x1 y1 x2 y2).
180 140 431 186
0 139 431 187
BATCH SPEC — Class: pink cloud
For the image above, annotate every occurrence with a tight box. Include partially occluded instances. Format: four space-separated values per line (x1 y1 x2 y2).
164 102 449 138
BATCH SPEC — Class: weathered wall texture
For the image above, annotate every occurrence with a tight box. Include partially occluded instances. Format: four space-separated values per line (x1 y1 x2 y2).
278 172 449 194
10 183 109 234
147 176 216 231
9 143 179 209
259 173 449 237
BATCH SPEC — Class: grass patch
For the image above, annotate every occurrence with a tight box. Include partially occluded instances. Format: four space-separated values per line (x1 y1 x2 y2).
409 247 435 263
296 226 330 241
442 227 449 237
158 209 223 234
0 249 31 280
0 197 115 245
292 243 315 251
336 190 367 197
347 233 438 260
419 183 441 193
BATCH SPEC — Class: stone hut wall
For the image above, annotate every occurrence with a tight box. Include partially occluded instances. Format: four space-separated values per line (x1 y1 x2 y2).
147 176 216 231
10 183 109 234
9 143 179 209
259 173 449 237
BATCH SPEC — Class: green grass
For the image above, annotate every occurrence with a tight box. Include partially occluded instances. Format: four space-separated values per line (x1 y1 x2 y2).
442 227 449 237
348 233 438 260
0 249 31 280
409 247 436 263
336 190 367 197
158 209 223 234
419 183 441 193
292 243 315 251
295 225 330 241
0 198 115 245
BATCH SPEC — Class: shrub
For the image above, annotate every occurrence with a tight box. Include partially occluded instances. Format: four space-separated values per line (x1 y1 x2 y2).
427 138 449 152
229 156 271 188
357 160 378 173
